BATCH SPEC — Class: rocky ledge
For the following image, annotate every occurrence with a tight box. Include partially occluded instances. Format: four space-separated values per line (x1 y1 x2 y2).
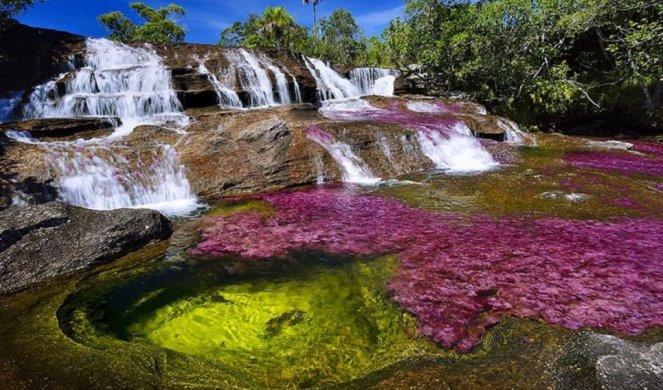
0 117 118 140
0 203 172 294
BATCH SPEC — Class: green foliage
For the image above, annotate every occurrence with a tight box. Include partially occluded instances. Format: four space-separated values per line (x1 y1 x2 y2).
218 5 392 67
219 6 308 52
388 0 663 124
0 0 40 18
309 9 364 65
98 2 186 43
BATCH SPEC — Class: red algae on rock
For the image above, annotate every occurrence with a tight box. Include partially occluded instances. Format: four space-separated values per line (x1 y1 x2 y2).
192 188 663 352
565 141 663 176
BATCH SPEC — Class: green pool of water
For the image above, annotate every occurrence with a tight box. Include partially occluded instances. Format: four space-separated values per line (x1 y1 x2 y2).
58 253 440 388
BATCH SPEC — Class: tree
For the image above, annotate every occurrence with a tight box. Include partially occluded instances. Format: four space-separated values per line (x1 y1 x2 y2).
257 6 299 50
314 8 363 65
1 0 41 19
390 0 662 125
219 18 256 47
302 0 322 27
98 2 186 43
219 7 309 53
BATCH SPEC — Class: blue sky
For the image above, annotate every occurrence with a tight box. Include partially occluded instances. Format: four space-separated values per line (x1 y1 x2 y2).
18 1 405 44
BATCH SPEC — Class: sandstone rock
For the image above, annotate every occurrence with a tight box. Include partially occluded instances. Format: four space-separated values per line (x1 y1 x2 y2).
0 117 117 140
0 203 172 294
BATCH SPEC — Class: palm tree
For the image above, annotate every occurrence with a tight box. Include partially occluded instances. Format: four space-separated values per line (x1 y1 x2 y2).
258 6 297 50
302 0 322 26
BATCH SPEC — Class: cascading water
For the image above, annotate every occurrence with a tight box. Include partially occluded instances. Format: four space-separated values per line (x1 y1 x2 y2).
306 126 381 185
349 68 400 96
0 91 23 121
288 72 303 104
50 143 196 215
257 53 295 105
23 39 188 129
194 55 242 109
224 49 294 107
319 99 498 173
304 58 399 101
12 38 199 216
496 118 534 145
415 122 497 172
304 57 360 101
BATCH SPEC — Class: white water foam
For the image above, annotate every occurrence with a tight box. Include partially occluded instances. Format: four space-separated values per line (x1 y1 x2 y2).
224 49 297 107
319 99 498 173
417 122 498 172
194 55 243 109
13 38 199 216
406 101 442 113
349 67 399 96
306 128 381 185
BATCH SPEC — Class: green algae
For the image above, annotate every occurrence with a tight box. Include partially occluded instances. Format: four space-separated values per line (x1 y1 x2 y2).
2 133 662 389
49 248 444 388
207 199 274 217
122 255 440 387
0 243 264 389
1 236 660 389
378 135 663 220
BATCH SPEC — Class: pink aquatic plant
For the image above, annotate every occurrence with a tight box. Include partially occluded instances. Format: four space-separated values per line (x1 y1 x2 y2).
305 126 335 143
320 100 464 139
632 141 663 157
193 188 663 351
565 150 663 176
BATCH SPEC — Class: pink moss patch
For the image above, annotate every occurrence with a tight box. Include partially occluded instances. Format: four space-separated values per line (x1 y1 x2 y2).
565 148 663 176
321 101 466 139
193 188 663 352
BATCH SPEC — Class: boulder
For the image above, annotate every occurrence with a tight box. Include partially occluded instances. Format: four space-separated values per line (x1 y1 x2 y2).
0 117 117 140
0 203 172 294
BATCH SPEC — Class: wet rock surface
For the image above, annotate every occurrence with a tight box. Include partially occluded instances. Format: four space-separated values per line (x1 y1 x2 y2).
555 332 663 390
0 96 517 205
0 117 117 140
0 203 172 294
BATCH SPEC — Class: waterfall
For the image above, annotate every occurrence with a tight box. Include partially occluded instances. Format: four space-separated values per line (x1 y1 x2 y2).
416 123 497 172
349 68 400 96
23 39 188 128
496 118 535 145
224 49 290 107
289 72 303 103
194 56 242 109
0 91 23 122
377 133 400 173
257 53 293 105
12 38 199 216
306 127 381 185
319 98 498 173
304 57 360 101
304 58 398 101
50 144 197 215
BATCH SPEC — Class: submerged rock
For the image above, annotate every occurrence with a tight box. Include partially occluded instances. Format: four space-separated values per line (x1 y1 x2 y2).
0 203 172 294
555 332 663 390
